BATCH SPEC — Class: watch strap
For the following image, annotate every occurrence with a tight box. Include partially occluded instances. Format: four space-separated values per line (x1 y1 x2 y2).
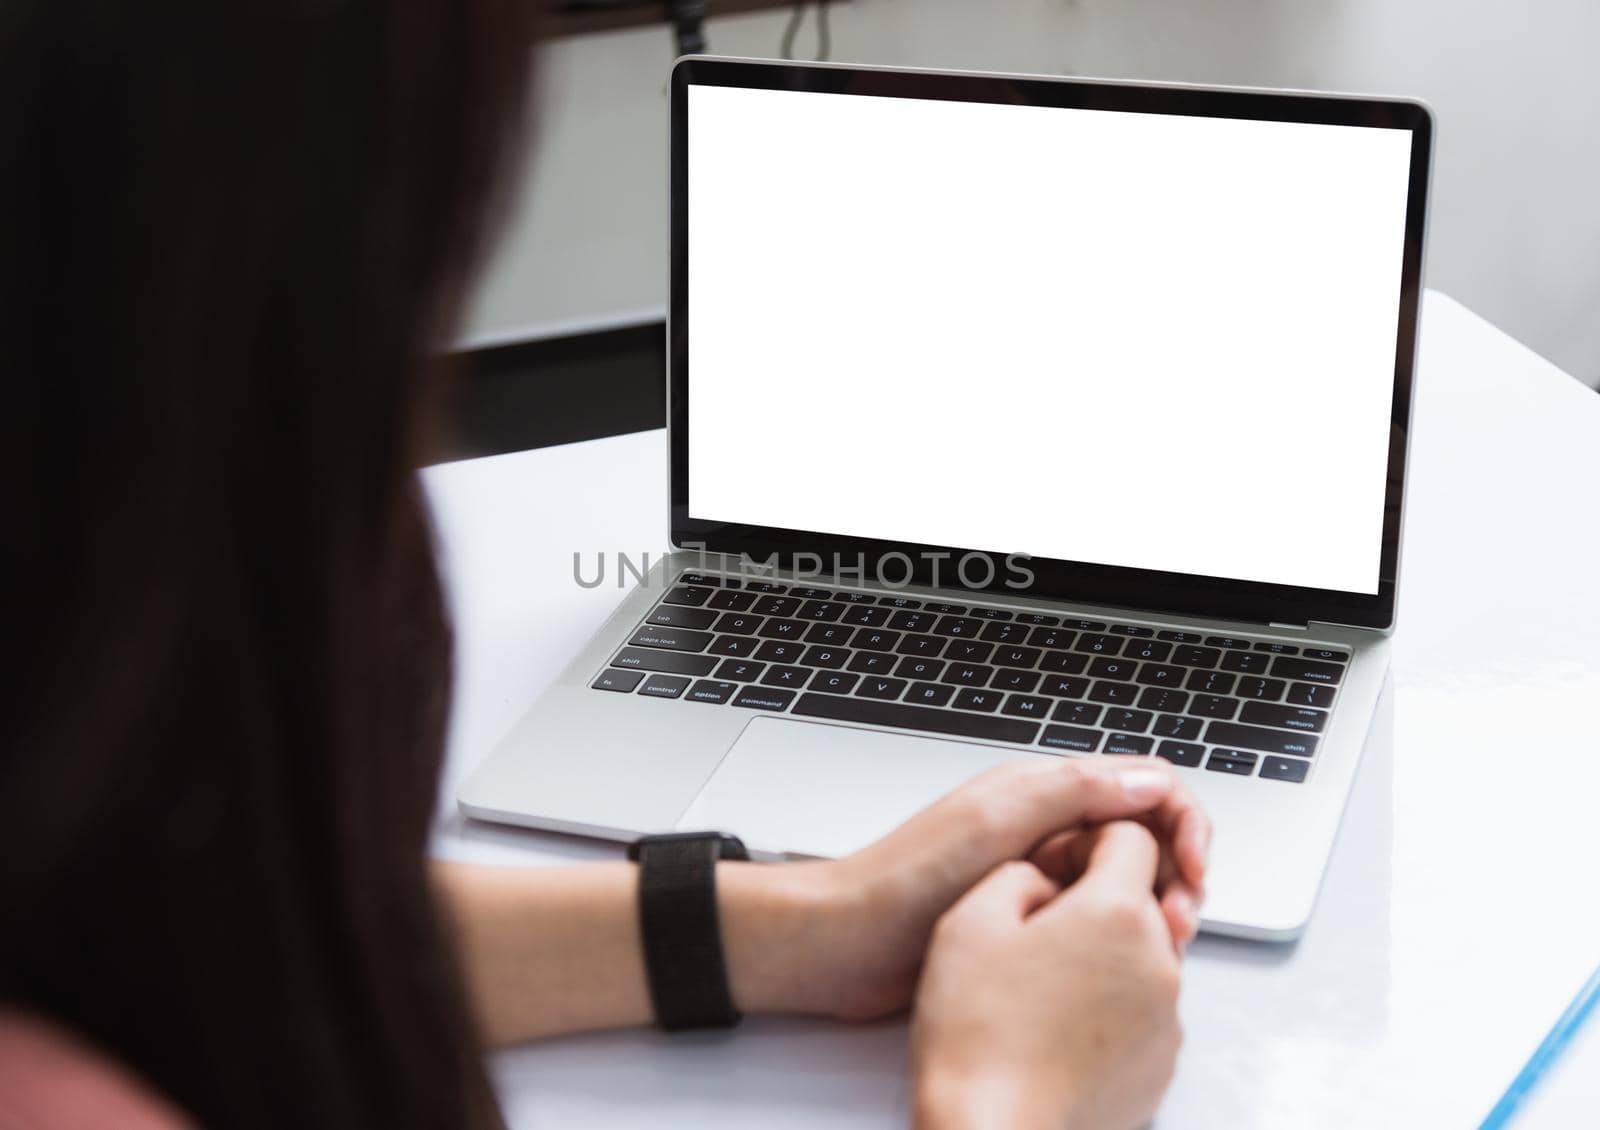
627 831 749 1031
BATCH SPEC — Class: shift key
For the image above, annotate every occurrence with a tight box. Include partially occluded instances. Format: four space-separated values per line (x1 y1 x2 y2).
1203 720 1318 758
609 646 718 677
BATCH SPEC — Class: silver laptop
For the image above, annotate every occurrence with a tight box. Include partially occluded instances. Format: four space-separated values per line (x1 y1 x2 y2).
460 59 1433 941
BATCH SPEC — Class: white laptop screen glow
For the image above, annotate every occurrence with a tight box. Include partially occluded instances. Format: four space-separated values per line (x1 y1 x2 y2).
686 84 1413 595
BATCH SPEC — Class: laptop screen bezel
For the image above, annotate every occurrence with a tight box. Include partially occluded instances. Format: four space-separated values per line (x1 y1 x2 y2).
669 57 1432 630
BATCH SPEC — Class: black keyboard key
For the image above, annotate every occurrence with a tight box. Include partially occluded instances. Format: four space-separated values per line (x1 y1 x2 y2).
1089 681 1138 706
628 626 714 652
1173 645 1221 668
856 675 907 700
1040 651 1089 675
934 615 986 638
592 668 645 692
1260 755 1310 783
923 602 968 615
877 595 922 608
980 621 1032 645
1040 675 1090 699
1287 682 1337 708
800 600 845 622
1186 669 1237 695
1029 627 1077 651
992 646 1042 669
852 629 900 652
1205 636 1252 650
942 663 994 687
1152 714 1202 740
1302 647 1349 663
972 608 1014 620
991 668 1042 693
742 581 788 594
732 687 795 711
610 647 718 677
888 611 937 632
1088 657 1138 681
895 657 946 681
710 635 760 658
1016 612 1061 626
1220 651 1272 674
638 674 691 699
847 652 897 675
795 691 1040 743
1002 694 1052 719
791 587 834 600
1076 633 1123 655
1137 687 1189 713
708 589 757 611
1135 663 1187 687
1103 708 1153 734
802 646 850 670
1157 630 1205 644
1062 619 1108 632
713 658 765 682
1122 639 1172 662
1254 641 1299 655
943 639 994 663
896 633 946 657
905 681 954 707
758 617 807 640
953 688 1004 712
751 595 801 617
1156 741 1205 768
1040 725 1102 752
1204 721 1318 758
1105 733 1154 755
804 622 856 646
843 605 891 627
1109 624 1155 637
686 679 738 703
1271 656 1344 685
677 572 724 586
832 591 876 604
753 639 807 663
1188 694 1237 719
1235 677 1286 701
662 585 713 607
1051 701 1102 726
712 612 762 636
647 605 718 630
808 670 859 695
1207 750 1257 776
762 665 810 689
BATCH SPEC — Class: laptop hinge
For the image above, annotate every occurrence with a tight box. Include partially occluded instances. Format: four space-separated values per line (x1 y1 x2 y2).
1268 622 1309 631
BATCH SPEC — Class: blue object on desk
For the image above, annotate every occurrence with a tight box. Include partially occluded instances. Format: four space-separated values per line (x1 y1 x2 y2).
1479 961 1600 1129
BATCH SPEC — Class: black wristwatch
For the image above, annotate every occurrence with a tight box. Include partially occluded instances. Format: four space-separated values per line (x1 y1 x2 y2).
627 831 750 1031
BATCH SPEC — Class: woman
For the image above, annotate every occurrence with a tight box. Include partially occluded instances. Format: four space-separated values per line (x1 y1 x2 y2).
0 3 1209 1128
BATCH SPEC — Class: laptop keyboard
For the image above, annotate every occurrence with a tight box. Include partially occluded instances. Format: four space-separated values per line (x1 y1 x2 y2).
590 573 1350 784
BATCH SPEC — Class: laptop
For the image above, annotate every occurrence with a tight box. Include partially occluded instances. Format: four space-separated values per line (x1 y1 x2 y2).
459 58 1433 941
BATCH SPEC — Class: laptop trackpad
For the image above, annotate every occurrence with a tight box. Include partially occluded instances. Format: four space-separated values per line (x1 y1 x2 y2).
674 717 1051 859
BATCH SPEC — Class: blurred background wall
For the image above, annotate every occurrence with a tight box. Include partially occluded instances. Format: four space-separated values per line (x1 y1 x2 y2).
462 0 1600 390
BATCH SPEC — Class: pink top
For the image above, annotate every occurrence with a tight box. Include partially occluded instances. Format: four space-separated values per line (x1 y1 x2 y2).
0 1011 194 1130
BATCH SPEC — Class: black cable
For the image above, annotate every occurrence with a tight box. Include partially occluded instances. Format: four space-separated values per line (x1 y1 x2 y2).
780 2 804 60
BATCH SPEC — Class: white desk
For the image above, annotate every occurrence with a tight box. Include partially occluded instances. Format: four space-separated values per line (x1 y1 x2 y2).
425 290 1600 1129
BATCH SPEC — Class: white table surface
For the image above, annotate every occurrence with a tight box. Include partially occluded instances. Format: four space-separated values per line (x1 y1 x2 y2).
424 289 1600 1129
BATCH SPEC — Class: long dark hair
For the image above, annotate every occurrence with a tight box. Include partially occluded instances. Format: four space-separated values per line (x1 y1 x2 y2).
0 2 535 1127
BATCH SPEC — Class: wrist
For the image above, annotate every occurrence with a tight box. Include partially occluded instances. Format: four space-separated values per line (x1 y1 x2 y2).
912 1063 1069 1130
717 859 852 1017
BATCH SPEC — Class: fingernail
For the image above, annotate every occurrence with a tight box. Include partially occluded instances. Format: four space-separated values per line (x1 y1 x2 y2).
1189 820 1212 863
1118 767 1170 802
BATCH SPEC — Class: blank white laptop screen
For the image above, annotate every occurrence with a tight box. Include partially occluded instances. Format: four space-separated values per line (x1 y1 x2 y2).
686 84 1414 595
